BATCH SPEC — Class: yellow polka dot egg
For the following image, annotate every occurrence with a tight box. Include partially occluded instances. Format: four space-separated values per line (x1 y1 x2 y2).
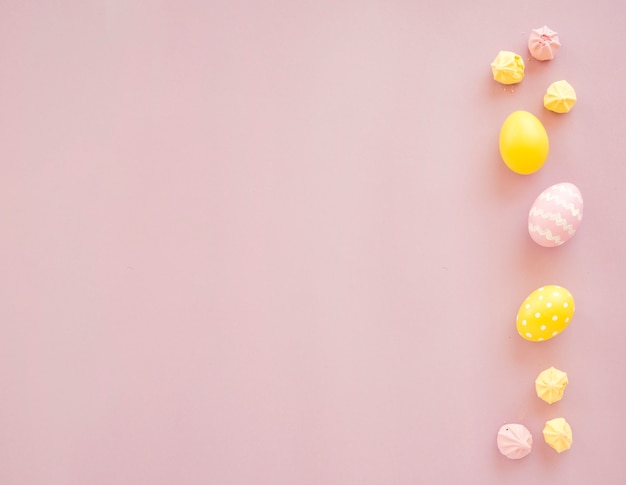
516 285 575 342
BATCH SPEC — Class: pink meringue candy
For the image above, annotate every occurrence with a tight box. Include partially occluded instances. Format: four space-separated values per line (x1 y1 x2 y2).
497 423 533 459
528 26 561 61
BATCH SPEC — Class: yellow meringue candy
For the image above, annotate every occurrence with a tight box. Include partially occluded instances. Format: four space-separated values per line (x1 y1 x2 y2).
491 51 525 85
535 367 568 404
544 80 577 113
543 418 573 453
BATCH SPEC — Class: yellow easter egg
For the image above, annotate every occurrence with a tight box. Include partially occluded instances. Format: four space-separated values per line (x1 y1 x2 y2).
499 111 549 175
516 285 574 341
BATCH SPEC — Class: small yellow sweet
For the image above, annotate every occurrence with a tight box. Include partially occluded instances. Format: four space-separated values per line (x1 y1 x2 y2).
535 367 568 404
543 418 573 453
544 80 577 113
491 51 525 85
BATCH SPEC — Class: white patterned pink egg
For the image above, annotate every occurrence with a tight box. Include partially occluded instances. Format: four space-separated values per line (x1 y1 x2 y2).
528 183 583 247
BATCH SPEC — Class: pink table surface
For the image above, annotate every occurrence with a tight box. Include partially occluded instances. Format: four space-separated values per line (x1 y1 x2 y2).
2 1 626 484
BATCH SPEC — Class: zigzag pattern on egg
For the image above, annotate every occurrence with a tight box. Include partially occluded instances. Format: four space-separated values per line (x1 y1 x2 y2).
536 192 583 219
528 183 583 247
528 209 577 235
551 183 583 200
528 225 563 245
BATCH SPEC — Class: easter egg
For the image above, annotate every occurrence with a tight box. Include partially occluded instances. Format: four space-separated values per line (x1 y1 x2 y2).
528 183 583 247
499 111 549 175
516 285 574 342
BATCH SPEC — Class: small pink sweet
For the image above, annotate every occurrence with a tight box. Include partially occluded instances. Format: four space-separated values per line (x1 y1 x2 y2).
528 26 561 61
497 424 533 459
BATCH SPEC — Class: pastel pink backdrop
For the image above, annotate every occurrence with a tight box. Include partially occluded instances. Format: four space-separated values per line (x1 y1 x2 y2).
1 1 626 484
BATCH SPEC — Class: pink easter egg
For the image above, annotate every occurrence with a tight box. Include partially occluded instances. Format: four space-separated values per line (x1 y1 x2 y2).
528 183 583 247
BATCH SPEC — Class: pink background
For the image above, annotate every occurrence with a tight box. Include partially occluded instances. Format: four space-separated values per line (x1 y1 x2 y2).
2 1 626 483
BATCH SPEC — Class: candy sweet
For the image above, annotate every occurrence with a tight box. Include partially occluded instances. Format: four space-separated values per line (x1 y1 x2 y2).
528 26 561 61
491 51 525 84
497 424 533 459
543 418 573 452
535 367 569 404
544 80 577 113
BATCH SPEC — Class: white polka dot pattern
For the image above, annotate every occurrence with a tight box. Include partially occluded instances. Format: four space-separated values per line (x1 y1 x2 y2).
516 285 575 342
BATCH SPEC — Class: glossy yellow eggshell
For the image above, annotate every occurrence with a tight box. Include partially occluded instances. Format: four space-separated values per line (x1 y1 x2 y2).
516 285 574 341
499 111 549 175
